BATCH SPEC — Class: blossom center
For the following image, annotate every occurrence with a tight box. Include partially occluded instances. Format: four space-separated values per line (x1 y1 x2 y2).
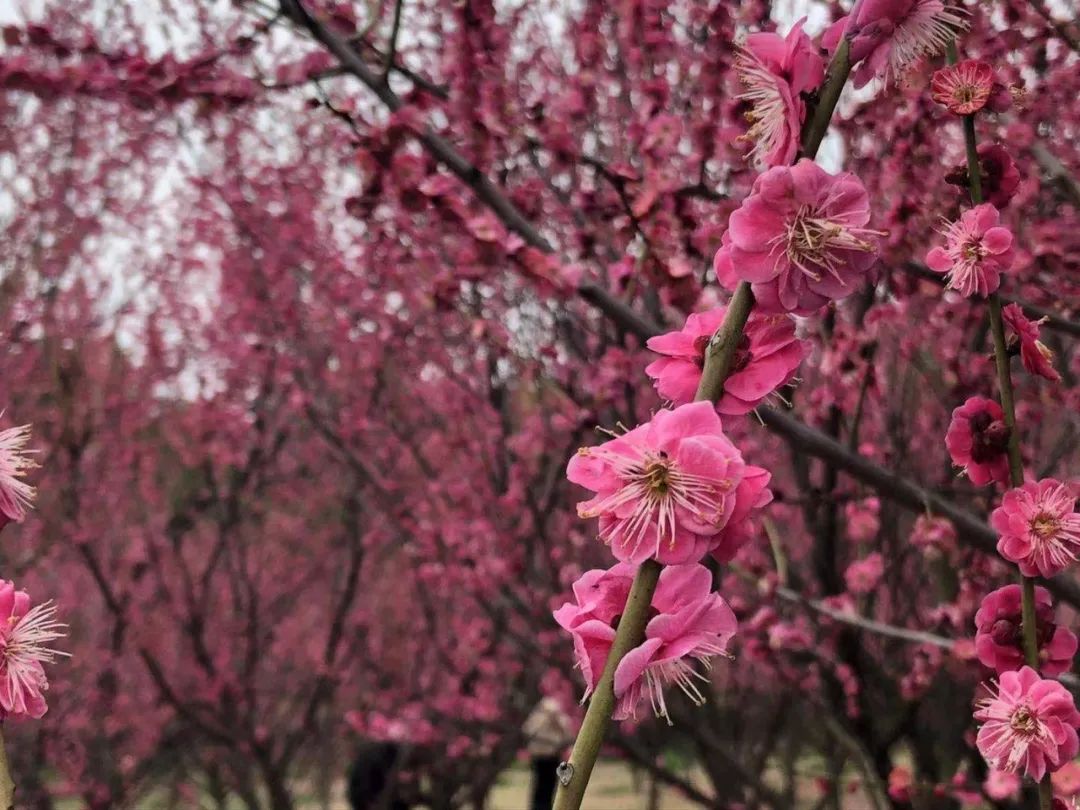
969 413 1010 463
579 444 729 558
962 238 987 262
1009 704 1038 735
990 618 1020 647
644 459 671 495
1032 513 1061 540
777 205 877 282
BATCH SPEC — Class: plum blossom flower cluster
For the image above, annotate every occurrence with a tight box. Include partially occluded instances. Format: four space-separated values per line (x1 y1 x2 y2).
0 422 64 721
559 400 770 718
918 37 1080 796
556 15 898 730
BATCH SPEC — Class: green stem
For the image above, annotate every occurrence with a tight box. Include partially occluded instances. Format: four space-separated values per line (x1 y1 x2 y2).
986 296 1024 486
551 560 661 810
695 282 755 402
553 285 753 810
801 39 852 159
962 117 983 204
554 39 856 810
957 43 1049 810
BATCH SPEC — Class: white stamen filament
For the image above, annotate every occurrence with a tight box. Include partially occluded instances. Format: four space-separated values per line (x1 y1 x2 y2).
885 2 969 86
767 203 881 282
735 50 790 168
578 446 728 559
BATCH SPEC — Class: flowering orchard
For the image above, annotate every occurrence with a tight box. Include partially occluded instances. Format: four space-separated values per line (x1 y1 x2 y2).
0 0 1077 808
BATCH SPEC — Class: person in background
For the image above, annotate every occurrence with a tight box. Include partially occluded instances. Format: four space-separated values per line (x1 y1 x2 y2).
522 697 572 810
347 739 408 810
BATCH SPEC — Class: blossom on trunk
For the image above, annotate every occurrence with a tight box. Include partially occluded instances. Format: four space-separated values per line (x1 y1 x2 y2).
567 402 771 565
553 562 736 723
975 584 1077 676
975 666 1080 781
0 422 37 530
831 0 969 89
945 145 1022 209
931 60 1009 115
735 20 825 168
0 581 66 720
1002 303 1061 382
644 307 807 415
945 396 1012 486
926 204 1014 298
713 159 881 315
992 479 1080 578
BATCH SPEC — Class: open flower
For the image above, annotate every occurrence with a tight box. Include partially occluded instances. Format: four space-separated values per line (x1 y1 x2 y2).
0 422 36 530
554 562 736 723
645 308 807 415
567 402 771 565
844 553 884 595
0 581 66 720
992 479 1080 578
1002 303 1061 382
945 396 1012 486
735 20 825 168
714 159 881 315
983 769 1021 802
975 585 1077 676
833 0 969 89
975 666 1080 781
931 60 1008 115
926 204 1014 298
945 145 1021 209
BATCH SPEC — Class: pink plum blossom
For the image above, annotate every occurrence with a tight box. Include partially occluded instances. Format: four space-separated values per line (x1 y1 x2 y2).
945 396 1012 486
644 307 807 415
567 402 771 565
708 464 773 564
713 159 881 315
974 584 1077 676
832 0 969 89
992 479 1080 578
975 666 1080 781
931 60 1008 115
1053 761 1080 800
844 553 884 595
983 769 1021 801
0 580 65 720
887 766 912 802
926 204 1014 298
553 562 736 722
735 20 825 168
0 422 36 530
1002 303 1062 382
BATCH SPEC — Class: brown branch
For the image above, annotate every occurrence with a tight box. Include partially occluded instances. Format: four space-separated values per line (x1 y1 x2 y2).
383 0 405 80
1030 141 1080 210
900 261 1080 338
276 0 1080 615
